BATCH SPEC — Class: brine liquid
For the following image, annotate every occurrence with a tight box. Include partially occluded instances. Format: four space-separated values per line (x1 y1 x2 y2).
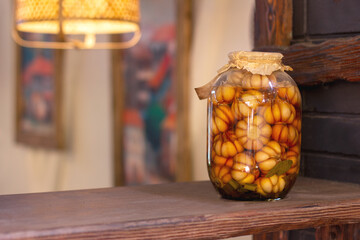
207 85 301 200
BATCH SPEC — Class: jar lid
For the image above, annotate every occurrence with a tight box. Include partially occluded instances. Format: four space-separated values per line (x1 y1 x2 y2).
195 51 292 100
218 51 292 76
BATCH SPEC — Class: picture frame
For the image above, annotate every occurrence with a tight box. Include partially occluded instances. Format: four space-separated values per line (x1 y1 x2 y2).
112 0 193 185
15 33 63 149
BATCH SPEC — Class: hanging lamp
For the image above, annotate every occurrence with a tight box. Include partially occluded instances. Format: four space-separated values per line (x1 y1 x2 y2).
13 0 141 49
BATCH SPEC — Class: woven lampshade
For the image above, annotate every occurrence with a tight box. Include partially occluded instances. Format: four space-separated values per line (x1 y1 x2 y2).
13 0 141 49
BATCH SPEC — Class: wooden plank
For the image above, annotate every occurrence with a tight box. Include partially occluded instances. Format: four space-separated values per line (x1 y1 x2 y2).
0 178 360 239
254 0 292 48
300 81 360 114
292 0 306 39
302 152 360 184
292 0 360 41
301 113 360 156
315 224 360 240
307 0 360 37
256 36 360 85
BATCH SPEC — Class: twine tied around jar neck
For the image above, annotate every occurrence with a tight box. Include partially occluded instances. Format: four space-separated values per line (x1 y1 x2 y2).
195 51 293 100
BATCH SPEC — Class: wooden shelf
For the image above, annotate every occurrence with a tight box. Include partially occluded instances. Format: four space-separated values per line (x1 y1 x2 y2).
1 177 360 239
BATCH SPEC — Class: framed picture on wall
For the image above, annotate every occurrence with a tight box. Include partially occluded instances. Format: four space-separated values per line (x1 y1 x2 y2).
112 0 192 185
15 33 63 149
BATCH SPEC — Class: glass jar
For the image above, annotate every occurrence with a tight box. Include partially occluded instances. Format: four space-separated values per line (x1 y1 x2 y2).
196 51 301 200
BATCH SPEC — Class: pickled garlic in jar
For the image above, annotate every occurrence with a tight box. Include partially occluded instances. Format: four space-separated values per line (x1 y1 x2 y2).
197 51 301 200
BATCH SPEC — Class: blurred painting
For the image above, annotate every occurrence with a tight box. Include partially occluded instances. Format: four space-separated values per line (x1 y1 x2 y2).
120 0 180 185
16 33 63 148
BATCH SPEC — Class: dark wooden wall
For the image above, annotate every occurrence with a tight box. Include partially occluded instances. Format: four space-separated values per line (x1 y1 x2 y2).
293 0 360 41
254 0 360 239
255 0 360 185
300 81 360 185
290 0 360 186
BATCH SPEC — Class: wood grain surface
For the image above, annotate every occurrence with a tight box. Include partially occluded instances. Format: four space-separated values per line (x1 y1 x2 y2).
301 81 360 114
292 0 305 39
315 224 360 240
111 34 125 186
301 113 360 156
0 178 360 239
306 0 360 37
175 0 193 182
256 36 360 85
293 0 360 40
302 152 360 185
254 0 292 48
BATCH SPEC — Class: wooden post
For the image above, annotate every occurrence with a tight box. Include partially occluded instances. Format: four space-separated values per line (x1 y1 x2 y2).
175 0 193 182
112 35 125 186
254 0 292 48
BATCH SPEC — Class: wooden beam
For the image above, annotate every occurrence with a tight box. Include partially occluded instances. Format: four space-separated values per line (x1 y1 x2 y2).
0 178 360 239
256 36 360 85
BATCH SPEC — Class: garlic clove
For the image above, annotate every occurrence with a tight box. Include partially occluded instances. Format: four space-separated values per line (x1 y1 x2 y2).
231 170 247 181
260 178 273 193
214 86 236 103
269 174 278 185
278 175 286 191
251 74 262 88
258 159 277 171
241 174 255 184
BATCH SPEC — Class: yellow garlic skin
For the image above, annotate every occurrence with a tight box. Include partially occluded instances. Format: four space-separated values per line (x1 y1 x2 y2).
272 124 299 147
213 131 244 158
255 141 281 174
232 90 264 118
212 150 234 167
231 153 256 184
255 175 286 196
285 148 300 174
211 165 232 187
207 69 301 200
211 105 234 134
212 85 236 104
277 85 301 107
292 116 302 132
289 144 301 155
262 99 296 124
243 74 277 89
235 116 272 151
226 70 246 85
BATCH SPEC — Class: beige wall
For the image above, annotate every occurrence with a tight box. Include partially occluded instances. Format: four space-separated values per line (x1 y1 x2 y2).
190 0 254 181
0 1 113 194
0 0 254 204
